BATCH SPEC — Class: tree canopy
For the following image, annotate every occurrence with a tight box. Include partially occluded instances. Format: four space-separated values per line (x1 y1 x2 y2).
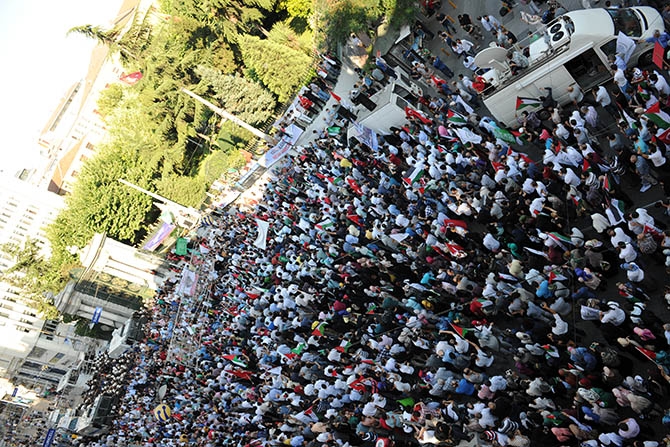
1 240 64 319
37 0 416 318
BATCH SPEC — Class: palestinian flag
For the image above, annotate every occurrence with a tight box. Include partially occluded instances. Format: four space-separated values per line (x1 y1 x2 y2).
515 96 542 111
311 321 327 336
336 340 352 353
222 355 247 368
583 159 591 172
607 199 626 225
447 109 467 125
367 303 377 314
602 174 611 192
315 219 335 232
548 271 557 283
510 129 529 145
644 102 670 129
403 165 425 185
547 232 572 245
450 321 469 337
638 85 650 101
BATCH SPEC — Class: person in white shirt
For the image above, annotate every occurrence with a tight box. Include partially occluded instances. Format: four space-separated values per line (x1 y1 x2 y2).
600 301 626 326
622 262 644 283
593 85 619 118
650 71 670 95
552 313 569 336
647 145 666 168
479 15 501 35
483 232 501 252
611 64 630 96
617 242 638 262
560 167 581 186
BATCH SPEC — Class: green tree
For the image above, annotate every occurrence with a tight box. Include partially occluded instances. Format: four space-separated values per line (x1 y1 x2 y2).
154 175 206 207
1 240 64 319
238 35 313 102
195 65 276 126
280 0 313 19
54 145 154 249
267 21 313 55
67 25 137 62
161 0 275 45
97 84 125 118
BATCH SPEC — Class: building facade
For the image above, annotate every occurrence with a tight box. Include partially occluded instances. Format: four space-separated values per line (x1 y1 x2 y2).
0 176 66 381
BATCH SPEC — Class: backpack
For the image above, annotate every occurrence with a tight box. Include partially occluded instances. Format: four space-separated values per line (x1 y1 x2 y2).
600 347 620 367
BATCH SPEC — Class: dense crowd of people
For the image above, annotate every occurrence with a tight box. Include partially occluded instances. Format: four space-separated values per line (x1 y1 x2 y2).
58 2 670 447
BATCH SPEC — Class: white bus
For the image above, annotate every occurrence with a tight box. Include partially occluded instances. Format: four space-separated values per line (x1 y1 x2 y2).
475 7 665 127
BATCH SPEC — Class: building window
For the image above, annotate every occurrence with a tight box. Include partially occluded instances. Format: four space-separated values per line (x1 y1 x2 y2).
49 353 65 364
28 347 47 359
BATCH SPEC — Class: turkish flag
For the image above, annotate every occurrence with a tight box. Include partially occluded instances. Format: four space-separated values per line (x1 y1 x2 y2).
119 71 143 85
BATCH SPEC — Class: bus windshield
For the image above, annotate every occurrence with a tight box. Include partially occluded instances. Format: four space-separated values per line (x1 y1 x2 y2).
606 8 642 37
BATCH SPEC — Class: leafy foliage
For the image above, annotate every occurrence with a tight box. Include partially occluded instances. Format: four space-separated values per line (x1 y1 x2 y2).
195 65 276 126
280 0 314 19
238 34 314 102
1 240 64 319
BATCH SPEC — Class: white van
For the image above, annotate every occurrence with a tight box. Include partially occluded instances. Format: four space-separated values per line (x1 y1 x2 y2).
474 7 665 127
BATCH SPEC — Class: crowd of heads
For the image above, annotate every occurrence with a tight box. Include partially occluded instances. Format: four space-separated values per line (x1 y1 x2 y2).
61 2 670 447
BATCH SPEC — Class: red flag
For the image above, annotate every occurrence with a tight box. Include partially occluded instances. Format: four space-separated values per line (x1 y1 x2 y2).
224 369 253 380
657 128 670 145
347 178 363 195
347 214 363 227
330 91 342 102
653 42 665 70
635 346 657 361
445 242 465 257
450 321 469 337
119 71 143 85
548 271 557 283
582 159 590 172
442 219 468 230
404 106 433 125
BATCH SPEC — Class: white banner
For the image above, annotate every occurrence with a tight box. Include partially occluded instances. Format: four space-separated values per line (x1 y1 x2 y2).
616 31 636 64
454 127 483 145
254 219 270 250
259 124 304 168
178 266 199 296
